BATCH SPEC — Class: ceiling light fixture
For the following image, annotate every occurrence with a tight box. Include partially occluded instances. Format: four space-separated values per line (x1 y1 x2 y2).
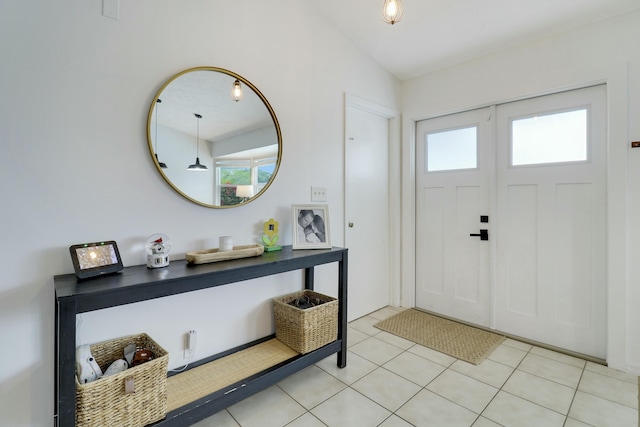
187 113 207 171
382 0 403 25
231 79 243 102
154 99 168 169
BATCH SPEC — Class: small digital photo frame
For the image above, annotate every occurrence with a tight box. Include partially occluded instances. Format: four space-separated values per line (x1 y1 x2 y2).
69 241 124 280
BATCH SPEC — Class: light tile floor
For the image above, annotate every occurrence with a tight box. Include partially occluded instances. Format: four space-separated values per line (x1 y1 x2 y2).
193 307 638 427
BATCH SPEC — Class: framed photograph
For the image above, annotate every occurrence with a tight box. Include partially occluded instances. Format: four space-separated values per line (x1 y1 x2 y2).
292 204 331 249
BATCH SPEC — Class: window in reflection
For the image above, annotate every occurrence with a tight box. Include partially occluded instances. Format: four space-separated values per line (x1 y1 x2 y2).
216 156 277 206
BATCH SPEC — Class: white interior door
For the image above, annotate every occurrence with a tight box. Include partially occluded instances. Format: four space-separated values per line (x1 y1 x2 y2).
415 107 493 327
494 85 607 358
415 86 607 358
345 101 391 321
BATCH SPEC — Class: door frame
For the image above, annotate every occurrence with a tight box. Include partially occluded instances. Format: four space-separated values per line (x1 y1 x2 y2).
344 94 402 307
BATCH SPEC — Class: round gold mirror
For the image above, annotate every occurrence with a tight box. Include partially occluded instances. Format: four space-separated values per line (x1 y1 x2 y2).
147 67 282 208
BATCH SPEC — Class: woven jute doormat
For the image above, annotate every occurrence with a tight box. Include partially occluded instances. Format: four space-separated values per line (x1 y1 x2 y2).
374 309 504 365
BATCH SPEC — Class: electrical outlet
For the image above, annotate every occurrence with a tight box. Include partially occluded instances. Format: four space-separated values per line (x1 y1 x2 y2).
311 186 327 202
184 330 197 359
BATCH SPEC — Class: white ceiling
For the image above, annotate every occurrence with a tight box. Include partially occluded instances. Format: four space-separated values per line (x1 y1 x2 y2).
304 0 640 81
154 1 640 142
154 69 274 141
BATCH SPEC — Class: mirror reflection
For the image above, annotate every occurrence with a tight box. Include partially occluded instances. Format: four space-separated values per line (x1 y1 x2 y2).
147 67 281 208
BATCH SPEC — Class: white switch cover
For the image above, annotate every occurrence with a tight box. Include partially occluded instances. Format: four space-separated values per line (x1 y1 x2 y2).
311 187 327 202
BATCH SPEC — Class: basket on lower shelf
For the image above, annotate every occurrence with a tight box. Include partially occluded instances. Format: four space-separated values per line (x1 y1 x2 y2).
273 290 338 354
75 333 168 427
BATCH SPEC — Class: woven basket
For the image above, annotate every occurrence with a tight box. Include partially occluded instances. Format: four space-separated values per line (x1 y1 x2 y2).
273 290 338 354
75 333 168 427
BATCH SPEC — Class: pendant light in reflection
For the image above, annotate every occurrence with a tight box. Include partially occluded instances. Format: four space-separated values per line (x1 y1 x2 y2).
187 113 207 171
231 79 243 102
154 99 168 168
382 0 403 25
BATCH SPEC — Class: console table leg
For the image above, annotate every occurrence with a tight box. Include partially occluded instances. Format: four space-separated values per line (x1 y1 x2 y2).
337 252 348 368
56 299 77 427
304 267 314 290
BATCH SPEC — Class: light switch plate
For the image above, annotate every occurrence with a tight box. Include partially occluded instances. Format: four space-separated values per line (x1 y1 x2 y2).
311 187 327 202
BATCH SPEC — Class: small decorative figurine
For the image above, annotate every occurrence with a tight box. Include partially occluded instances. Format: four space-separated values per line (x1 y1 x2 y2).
145 233 172 268
261 218 282 252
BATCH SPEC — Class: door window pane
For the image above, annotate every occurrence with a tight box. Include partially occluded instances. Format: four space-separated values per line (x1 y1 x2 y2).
426 126 477 172
511 109 587 166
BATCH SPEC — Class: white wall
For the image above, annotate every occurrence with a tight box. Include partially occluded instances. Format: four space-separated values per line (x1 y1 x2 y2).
627 56 640 374
0 1 399 425
401 10 640 372
212 126 277 158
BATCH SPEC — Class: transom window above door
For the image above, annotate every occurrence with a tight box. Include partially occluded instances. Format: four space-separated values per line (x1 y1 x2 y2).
425 126 478 172
511 108 588 166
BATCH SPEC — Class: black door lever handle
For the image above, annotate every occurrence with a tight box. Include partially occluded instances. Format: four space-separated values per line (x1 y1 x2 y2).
470 229 489 240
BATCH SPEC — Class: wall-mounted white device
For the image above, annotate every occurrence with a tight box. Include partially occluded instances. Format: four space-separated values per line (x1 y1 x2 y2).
184 330 197 359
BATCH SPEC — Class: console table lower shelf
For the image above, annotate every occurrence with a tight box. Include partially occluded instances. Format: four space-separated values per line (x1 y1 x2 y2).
156 336 344 426
167 338 296 410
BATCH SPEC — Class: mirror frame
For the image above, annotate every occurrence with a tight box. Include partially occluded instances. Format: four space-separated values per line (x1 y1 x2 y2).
146 66 282 208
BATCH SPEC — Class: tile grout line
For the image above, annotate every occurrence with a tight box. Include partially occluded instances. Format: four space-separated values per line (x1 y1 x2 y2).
349 315 518 426
576 369 640 410
349 313 598 426
474 341 535 425
344 321 458 426
562 363 587 427
217 309 635 427
382 343 463 427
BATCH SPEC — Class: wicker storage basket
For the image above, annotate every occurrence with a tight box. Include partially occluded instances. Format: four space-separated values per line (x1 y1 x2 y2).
273 290 338 354
75 333 168 427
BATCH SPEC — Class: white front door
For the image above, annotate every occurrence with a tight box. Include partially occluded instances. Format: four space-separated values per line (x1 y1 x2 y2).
494 85 607 358
415 107 493 327
345 100 391 321
415 85 607 358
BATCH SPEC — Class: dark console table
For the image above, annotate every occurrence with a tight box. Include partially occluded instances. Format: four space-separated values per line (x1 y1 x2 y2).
54 246 348 426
